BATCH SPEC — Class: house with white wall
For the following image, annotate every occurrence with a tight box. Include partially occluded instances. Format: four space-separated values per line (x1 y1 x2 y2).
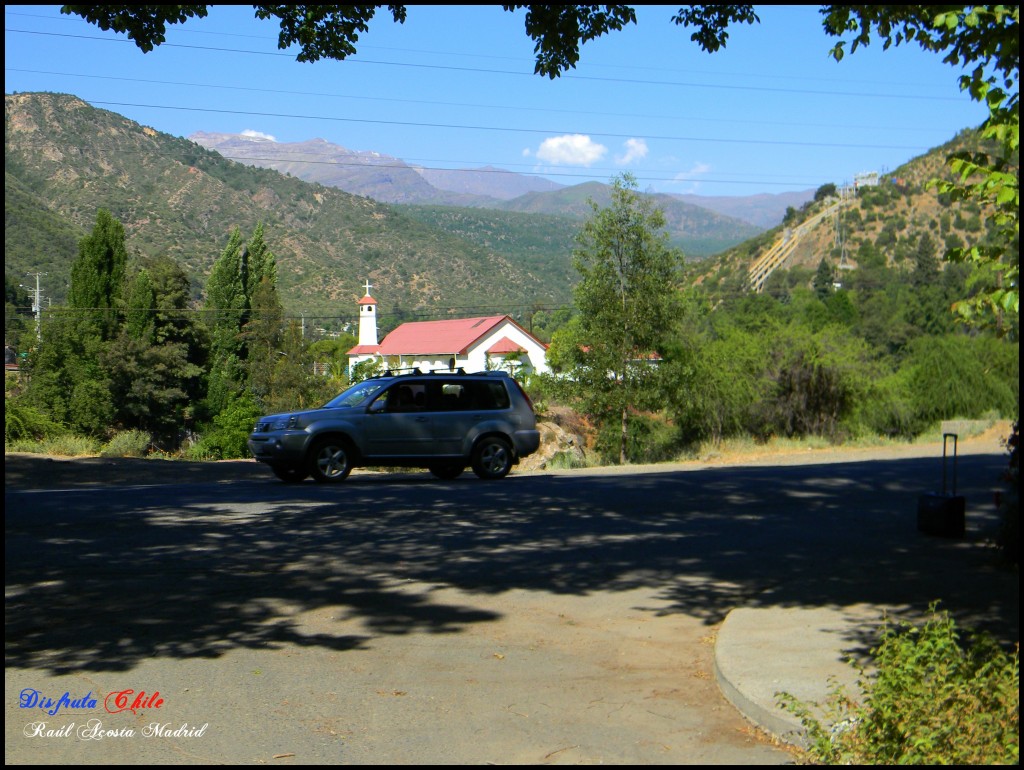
346 284 549 376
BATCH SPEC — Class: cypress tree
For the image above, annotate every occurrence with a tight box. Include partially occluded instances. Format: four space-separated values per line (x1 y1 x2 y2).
68 209 128 340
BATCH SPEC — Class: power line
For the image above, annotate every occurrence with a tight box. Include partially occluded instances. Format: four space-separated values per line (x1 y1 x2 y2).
6 9 970 93
84 98 934 153
5 67 954 135
5 26 971 103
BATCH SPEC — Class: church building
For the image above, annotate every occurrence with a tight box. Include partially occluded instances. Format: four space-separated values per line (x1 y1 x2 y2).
346 282 550 376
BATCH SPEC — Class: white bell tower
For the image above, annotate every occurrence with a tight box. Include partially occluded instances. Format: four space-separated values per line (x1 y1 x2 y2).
357 279 378 347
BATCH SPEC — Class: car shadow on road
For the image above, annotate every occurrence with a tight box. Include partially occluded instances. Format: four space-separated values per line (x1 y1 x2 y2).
5 453 1018 674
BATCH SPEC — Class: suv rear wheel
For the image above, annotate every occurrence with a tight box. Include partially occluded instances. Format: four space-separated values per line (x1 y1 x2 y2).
471 436 513 480
309 437 353 483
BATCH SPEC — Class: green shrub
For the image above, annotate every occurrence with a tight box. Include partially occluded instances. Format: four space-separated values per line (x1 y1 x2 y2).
855 370 925 440
548 450 589 470
100 429 152 458
186 393 263 460
779 604 1019 764
4 397 64 443
594 412 679 464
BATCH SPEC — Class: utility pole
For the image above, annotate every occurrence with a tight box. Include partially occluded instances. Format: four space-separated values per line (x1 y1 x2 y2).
22 272 46 341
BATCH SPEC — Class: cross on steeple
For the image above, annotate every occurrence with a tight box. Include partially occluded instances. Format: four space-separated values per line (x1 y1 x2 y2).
363 279 373 296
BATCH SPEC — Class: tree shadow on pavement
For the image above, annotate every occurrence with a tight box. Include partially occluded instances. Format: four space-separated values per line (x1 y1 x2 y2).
5 453 1017 674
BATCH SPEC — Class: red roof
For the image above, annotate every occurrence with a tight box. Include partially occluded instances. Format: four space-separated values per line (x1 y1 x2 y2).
347 344 381 355
486 336 525 355
358 294 377 306
377 315 508 355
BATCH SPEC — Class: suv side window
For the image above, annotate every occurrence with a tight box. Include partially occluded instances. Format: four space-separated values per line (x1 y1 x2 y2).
382 381 427 412
431 379 510 411
482 380 510 410
436 381 467 411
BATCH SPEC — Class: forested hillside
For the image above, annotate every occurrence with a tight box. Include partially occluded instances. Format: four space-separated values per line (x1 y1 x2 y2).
692 128 1011 298
5 93 568 325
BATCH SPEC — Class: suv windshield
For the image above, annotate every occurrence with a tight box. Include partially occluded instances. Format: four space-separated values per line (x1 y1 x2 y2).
322 379 388 409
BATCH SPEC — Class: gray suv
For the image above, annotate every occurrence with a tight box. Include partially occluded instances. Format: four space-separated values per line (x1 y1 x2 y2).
248 370 540 482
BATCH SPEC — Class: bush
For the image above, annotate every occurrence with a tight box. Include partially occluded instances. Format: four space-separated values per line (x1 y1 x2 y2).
779 604 1019 764
100 429 152 458
4 397 64 443
855 370 925 440
186 393 263 460
594 412 679 464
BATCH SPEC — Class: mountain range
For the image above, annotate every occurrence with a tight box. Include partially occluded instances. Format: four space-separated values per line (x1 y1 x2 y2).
190 131 806 232
5 93 773 329
8 92 985 337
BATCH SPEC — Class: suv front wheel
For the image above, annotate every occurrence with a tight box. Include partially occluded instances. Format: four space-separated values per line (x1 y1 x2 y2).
309 437 353 483
471 436 513 480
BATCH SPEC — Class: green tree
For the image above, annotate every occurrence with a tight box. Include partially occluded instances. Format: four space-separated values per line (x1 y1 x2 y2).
4 274 34 352
761 323 874 441
103 257 207 446
239 224 285 409
913 232 940 288
204 228 248 413
902 334 1018 425
203 224 280 413
25 309 113 436
563 174 684 464
665 320 770 445
68 209 128 340
123 267 156 341
813 258 835 300
24 210 131 436
814 182 838 202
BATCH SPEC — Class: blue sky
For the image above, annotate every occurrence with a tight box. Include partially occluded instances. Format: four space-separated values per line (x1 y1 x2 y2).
5 5 990 197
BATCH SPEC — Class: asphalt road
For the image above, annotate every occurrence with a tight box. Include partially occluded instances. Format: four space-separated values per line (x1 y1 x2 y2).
5 447 1016 764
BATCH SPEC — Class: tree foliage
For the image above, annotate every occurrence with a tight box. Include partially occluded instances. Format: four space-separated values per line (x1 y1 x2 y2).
61 4 756 77
203 223 282 414
822 5 1019 333
68 208 127 340
554 174 683 463
19 212 209 445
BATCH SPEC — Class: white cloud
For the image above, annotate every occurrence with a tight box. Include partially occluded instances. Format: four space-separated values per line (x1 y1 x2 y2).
240 129 276 142
616 138 648 165
534 134 607 166
670 162 712 193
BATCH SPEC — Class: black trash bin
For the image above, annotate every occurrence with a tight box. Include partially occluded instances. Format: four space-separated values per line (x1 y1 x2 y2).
917 433 966 538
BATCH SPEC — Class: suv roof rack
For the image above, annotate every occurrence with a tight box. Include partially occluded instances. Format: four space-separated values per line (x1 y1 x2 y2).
371 367 513 379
